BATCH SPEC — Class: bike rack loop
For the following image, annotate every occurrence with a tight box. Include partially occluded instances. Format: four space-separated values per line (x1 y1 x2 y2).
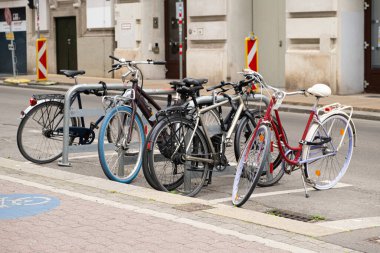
58 83 176 167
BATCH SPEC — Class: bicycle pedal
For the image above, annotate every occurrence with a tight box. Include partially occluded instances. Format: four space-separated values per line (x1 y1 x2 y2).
125 151 139 156
90 122 99 130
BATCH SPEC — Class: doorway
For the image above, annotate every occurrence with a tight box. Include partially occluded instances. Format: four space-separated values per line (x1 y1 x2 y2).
252 0 285 87
164 0 186 79
365 1 380 93
55 17 77 72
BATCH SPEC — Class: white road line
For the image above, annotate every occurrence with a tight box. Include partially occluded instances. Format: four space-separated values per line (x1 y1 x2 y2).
69 154 100 160
319 217 380 230
208 182 352 204
0 174 314 253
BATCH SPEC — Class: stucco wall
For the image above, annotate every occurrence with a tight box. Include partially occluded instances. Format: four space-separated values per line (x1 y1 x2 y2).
113 0 166 80
186 0 251 85
286 0 364 94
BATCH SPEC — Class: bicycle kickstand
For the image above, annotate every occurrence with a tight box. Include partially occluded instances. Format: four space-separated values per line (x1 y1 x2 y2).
300 168 310 198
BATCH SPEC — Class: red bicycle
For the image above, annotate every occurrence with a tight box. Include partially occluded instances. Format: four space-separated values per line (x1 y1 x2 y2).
232 70 357 207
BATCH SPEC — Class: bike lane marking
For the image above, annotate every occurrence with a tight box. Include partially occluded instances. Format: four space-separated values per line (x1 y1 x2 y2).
0 174 315 253
0 193 60 220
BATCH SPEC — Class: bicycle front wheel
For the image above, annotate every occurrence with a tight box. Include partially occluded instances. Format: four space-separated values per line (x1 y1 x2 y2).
98 106 145 183
146 116 209 197
303 114 354 190
232 124 270 207
17 100 77 164
234 112 285 187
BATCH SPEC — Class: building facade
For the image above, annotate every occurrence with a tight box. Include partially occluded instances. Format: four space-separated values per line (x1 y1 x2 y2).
0 0 376 94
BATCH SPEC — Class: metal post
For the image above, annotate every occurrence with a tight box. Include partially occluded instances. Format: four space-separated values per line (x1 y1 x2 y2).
36 0 40 39
10 24 16 77
178 0 183 80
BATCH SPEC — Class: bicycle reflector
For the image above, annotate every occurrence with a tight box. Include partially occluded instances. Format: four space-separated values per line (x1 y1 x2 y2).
29 97 37 106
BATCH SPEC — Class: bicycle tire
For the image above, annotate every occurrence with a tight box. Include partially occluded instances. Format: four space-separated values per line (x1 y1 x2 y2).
143 107 221 190
17 100 77 164
146 115 210 197
232 124 270 207
98 106 145 184
142 129 163 190
303 114 354 190
234 111 286 187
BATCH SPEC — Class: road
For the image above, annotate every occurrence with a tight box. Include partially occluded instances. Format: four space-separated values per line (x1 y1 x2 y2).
1 85 380 252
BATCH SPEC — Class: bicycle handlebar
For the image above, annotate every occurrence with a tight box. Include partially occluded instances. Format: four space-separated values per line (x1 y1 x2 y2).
108 56 166 73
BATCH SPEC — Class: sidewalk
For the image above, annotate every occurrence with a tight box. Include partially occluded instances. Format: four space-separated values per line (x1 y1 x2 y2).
0 157 359 253
1 74 380 120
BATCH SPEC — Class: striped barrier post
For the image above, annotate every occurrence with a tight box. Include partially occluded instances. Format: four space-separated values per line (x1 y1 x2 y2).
36 38 47 81
245 34 258 71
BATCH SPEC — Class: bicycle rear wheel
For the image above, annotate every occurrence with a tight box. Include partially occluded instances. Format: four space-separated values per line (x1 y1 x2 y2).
146 116 209 197
98 106 145 184
232 124 270 207
303 114 354 190
17 100 77 164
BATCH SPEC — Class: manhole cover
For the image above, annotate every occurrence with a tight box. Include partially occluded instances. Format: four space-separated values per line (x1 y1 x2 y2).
173 203 214 212
266 209 326 223
368 236 380 244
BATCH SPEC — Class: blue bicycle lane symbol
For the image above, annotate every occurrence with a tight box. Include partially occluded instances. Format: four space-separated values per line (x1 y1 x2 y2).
0 194 60 220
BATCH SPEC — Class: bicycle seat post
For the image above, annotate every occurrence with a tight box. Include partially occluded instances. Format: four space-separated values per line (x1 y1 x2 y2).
73 75 79 85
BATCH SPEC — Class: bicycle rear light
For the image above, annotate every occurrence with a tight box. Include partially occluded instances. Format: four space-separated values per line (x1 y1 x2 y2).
29 97 37 106
146 141 152 150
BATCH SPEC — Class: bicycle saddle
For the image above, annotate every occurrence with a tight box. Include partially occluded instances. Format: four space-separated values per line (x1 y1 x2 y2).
176 85 204 95
183 78 208 87
170 80 186 89
60 70 86 78
307 83 331 98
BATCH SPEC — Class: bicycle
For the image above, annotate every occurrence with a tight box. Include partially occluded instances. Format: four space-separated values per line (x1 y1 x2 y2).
16 70 111 164
97 56 202 183
232 70 357 207
143 73 274 196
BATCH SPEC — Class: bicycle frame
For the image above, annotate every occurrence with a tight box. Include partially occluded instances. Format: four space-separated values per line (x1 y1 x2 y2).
260 95 349 167
184 95 247 165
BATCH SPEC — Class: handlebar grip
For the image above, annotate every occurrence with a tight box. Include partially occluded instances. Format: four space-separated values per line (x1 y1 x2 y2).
111 63 121 69
109 55 119 61
206 84 223 92
153 61 166 65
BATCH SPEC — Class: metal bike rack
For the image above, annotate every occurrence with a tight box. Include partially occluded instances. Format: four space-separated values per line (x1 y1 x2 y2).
58 83 176 167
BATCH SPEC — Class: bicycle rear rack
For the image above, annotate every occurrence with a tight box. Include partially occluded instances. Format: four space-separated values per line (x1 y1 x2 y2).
316 103 355 150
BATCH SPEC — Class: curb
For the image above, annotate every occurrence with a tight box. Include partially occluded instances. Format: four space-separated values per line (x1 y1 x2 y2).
2 82 380 121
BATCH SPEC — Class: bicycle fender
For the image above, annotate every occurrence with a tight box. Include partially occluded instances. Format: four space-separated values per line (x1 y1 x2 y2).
242 93 270 107
319 111 357 147
186 95 228 108
302 111 357 162
20 99 64 119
